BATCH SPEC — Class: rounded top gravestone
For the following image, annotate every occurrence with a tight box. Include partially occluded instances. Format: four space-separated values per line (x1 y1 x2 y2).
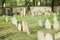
53 16 59 30
53 16 57 22
38 20 43 27
55 32 60 40
45 33 53 40
37 31 44 40
45 19 51 29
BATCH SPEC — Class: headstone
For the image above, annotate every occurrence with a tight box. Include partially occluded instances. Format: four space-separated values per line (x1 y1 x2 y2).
22 20 26 32
53 16 59 30
53 16 57 21
38 20 43 27
32 13 34 16
18 23 21 31
57 12 59 15
45 11 48 15
23 8 26 16
25 21 30 35
20 8 26 17
45 19 51 29
11 17 17 26
22 21 30 35
45 11 50 15
45 33 53 40
38 11 42 15
6 16 8 22
55 32 60 40
20 9 23 17
37 31 44 40
53 20 59 30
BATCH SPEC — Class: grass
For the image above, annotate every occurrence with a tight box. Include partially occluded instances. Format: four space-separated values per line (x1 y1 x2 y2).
0 15 60 40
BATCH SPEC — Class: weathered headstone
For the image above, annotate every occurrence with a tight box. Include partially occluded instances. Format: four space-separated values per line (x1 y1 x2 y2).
38 11 42 15
23 8 26 16
55 32 60 40
45 11 50 15
25 21 30 35
53 16 59 30
38 20 43 27
6 16 8 22
53 16 57 21
31 11 35 16
20 8 26 17
11 17 17 26
18 23 21 31
45 11 48 15
22 21 30 35
53 21 59 30
45 19 51 29
57 12 59 15
37 31 44 40
45 33 53 40
22 20 26 32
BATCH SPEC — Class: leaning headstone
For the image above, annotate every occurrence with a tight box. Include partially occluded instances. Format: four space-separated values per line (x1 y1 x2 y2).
45 33 53 40
25 21 30 35
18 23 21 31
45 19 51 29
38 20 43 27
6 16 8 22
37 31 44 40
55 32 60 40
11 17 17 26
53 16 59 30
22 20 26 32
22 21 30 35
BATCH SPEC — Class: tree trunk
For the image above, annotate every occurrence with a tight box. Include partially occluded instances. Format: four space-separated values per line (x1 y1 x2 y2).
1 0 5 15
51 0 54 13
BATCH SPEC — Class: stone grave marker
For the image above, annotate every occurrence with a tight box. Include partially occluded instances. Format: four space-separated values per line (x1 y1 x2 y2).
53 16 57 21
45 19 51 29
25 21 30 35
37 31 44 40
53 20 59 30
22 20 30 35
38 20 43 27
53 16 59 30
11 17 17 26
22 20 26 32
55 32 60 40
6 16 8 22
45 33 53 40
18 23 22 31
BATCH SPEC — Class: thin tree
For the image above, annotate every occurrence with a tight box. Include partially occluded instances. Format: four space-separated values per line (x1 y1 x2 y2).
51 0 54 13
1 0 5 15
